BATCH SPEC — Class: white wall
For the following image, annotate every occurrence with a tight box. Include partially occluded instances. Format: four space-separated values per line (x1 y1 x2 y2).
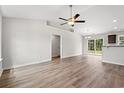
0 15 2 70
2 17 83 69
52 35 60 57
82 36 85 55
84 31 124 55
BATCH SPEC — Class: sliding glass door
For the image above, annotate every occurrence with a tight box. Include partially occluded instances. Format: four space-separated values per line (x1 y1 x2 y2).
88 39 103 55
88 40 95 54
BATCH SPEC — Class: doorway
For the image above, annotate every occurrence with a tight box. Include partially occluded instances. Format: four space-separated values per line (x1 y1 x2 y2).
52 35 61 63
88 39 103 55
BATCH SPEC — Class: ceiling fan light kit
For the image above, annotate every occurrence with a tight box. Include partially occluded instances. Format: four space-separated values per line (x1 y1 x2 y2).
68 21 74 25
59 5 85 27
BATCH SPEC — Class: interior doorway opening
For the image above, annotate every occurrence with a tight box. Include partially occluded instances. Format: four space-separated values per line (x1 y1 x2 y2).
52 35 61 63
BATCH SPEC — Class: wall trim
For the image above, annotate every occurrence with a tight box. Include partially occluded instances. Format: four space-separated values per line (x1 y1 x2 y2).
3 55 83 70
62 54 82 59
3 59 51 70
102 60 124 66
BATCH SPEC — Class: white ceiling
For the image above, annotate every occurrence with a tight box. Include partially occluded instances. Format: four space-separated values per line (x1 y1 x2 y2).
1 5 124 35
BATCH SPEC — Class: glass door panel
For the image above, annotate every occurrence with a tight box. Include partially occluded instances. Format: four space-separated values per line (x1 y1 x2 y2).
88 40 95 54
95 39 103 55
88 39 103 55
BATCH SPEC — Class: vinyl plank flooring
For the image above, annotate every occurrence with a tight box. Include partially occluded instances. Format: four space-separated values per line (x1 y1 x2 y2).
0 55 124 88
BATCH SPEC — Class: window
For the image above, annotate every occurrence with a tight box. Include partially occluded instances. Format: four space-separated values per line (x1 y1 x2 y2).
88 40 95 52
118 35 124 45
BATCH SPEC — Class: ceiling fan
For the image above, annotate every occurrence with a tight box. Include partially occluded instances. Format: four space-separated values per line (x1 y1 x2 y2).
59 5 85 27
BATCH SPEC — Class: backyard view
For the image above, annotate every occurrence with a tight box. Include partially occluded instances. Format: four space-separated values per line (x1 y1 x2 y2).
88 39 103 55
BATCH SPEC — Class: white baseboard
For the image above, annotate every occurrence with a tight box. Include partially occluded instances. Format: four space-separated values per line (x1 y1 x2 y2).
3 59 51 70
3 54 82 70
62 54 82 59
102 60 124 66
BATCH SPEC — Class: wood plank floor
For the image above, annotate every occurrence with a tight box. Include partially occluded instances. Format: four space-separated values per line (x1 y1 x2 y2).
0 55 124 88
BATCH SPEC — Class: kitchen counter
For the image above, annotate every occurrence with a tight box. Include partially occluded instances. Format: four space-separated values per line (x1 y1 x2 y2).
102 46 124 65
103 45 124 47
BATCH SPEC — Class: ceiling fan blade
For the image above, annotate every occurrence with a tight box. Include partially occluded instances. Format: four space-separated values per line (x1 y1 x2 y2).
74 14 80 19
60 22 67 25
75 20 85 23
59 17 68 21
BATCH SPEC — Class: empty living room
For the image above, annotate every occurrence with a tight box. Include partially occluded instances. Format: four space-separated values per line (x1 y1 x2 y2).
0 0 124 92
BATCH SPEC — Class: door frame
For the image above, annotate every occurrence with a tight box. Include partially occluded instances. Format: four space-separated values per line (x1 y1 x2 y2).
51 34 62 61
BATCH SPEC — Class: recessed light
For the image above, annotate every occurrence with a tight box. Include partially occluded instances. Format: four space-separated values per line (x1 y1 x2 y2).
87 36 91 39
114 27 118 29
113 20 117 22
85 36 91 39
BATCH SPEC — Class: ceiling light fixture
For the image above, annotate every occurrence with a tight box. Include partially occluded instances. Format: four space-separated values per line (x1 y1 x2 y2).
68 21 74 25
113 20 117 23
114 27 118 29
85 36 91 39
59 5 85 27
